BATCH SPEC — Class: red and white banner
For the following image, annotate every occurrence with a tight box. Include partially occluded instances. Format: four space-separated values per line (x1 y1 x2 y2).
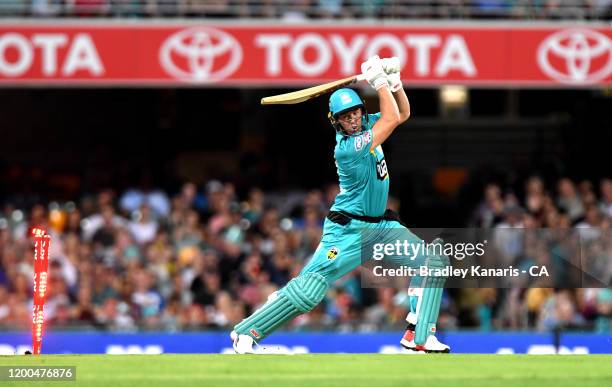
0 23 610 86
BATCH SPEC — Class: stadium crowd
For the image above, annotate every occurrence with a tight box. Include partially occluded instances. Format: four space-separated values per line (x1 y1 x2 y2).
0 176 610 334
1 0 611 19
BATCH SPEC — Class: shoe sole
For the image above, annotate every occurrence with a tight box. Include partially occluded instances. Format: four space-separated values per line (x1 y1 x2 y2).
424 348 451 354
400 342 451 354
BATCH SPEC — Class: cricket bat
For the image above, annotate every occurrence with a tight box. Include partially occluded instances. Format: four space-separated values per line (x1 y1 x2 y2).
261 74 366 105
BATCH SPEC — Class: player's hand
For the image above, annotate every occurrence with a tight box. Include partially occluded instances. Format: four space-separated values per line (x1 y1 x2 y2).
382 57 402 92
361 55 388 91
381 57 400 74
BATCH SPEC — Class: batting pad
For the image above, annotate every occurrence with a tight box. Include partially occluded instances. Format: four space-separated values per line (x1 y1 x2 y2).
413 278 445 345
411 247 450 345
234 272 328 341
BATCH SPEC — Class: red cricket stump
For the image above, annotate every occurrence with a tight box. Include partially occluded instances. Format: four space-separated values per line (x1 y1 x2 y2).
31 227 50 355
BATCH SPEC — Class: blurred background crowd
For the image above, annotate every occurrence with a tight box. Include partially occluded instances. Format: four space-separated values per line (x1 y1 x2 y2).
0 0 611 20
0 176 609 334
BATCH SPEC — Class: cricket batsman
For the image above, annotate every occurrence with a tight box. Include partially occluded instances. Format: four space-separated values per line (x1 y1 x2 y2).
231 55 451 354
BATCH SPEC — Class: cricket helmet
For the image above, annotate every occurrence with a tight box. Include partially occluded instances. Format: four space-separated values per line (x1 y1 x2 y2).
328 88 368 134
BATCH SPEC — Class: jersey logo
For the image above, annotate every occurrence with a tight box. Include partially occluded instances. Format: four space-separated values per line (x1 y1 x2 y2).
327 247 339 260
376 158 388 180
354 131 371 152
355 136 363 151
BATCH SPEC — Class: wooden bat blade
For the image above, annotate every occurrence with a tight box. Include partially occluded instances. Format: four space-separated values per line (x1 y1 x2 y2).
261 75 364 105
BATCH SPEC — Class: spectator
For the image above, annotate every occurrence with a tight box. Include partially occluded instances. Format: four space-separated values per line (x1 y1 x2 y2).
82 203 126 242
128 204 159 245
73 285 96 325
472 183 504 228
191 271 221 307
493 205 525 265
31 0 62 16
120 187 170 219
575 205 604 240
557 178 585 222
538 289 586 331
315 0 342 18
600 178 612 218
242 188 264 223
113 0 143 17
131 269 162 327
73 0 111 16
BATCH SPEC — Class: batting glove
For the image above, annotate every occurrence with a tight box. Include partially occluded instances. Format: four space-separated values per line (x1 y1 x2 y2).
382 57 402 92
381 57 400 74
361 55 388 91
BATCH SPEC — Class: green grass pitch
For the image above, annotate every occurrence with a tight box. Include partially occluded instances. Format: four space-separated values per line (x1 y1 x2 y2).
1 354 611 387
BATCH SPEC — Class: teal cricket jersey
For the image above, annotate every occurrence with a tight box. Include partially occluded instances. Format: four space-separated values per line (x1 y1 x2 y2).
330 112 389 217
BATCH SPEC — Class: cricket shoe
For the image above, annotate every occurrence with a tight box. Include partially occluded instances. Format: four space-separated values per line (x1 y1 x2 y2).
230 330 255 354
400 327 450 353
399 324 417 350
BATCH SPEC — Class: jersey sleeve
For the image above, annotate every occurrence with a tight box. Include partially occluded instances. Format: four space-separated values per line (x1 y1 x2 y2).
335 128 373 165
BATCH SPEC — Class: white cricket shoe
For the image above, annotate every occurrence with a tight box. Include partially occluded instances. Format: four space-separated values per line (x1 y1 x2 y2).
399 327 417 350
401 331 450 353
230 330 255 354
418 334 451 353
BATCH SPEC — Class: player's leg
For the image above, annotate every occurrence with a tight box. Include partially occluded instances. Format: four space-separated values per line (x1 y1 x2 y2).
375 223 450 353
231 221 362 353
232 271 328 353
403 239 450 353
399 287 421 348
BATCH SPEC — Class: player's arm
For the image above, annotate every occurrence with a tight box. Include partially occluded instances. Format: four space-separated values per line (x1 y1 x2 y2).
383 57 410 122
371 87 402 151
360 56 402 151
392 87 410 122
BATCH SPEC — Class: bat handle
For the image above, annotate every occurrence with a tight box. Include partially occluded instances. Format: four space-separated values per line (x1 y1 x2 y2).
355 74 366 82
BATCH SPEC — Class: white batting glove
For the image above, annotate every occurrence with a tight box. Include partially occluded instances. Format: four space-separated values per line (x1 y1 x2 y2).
382 57 402 92
387 72 402 92
381 57 400 74
361 55 388 91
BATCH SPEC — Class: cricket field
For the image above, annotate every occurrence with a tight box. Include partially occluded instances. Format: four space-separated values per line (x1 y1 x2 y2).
1 354 611 387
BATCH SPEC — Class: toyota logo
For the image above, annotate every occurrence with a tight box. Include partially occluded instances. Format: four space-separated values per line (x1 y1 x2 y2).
159 27 242 83
537 28 612 85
